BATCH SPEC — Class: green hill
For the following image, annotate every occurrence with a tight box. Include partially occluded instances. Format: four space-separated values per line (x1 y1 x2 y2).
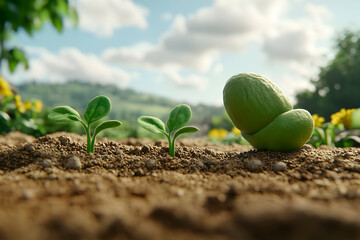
17 81 225 137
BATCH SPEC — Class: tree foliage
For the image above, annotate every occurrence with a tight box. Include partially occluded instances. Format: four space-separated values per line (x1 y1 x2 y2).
0 0 77 73
295 30 360 119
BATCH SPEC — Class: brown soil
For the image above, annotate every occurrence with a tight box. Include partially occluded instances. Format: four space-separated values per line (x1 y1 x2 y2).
0 131 360 240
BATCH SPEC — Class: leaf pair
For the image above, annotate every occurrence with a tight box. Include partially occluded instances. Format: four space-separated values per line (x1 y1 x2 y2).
7 48 29 73
48 95 121 153
138 104 199 157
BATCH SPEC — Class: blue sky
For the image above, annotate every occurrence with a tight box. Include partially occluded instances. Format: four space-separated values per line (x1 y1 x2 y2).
3 0 360 106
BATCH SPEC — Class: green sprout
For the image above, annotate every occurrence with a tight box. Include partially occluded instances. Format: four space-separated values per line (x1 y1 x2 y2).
48 95 121 153
137 104 199 157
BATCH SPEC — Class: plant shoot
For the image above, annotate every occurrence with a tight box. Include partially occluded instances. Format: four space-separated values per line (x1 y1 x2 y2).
138 104 199 157
48 95 121 153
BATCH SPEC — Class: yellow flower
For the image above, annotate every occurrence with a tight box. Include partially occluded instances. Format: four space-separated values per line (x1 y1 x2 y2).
231 126 241 136
0 76 13 97
312 114 325 127
331 108 355 128
24 101 32 111
15 95 25 113
208 128 228 139
34 100 43 113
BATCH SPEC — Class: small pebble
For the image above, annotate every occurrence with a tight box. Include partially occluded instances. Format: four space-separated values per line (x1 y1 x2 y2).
65 156 82 170
59 136 71 145
145 159 156 170
247 159 263 172
21 190 35 200
194 161 205 169
301 144 314 150
40 159 53 168
134 169 145 177
142 145 151 153
44 167 56 174
174 189 185 197
115 149 122 155
130 147 141 155
23 144 35 152
154 141 163 146
205 149 216 155
273 162 287 172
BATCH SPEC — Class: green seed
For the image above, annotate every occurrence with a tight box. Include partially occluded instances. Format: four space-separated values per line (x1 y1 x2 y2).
223 73 314 152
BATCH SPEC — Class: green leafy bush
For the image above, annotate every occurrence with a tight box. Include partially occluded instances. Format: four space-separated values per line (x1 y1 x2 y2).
0 77 45 137
309 109 360 147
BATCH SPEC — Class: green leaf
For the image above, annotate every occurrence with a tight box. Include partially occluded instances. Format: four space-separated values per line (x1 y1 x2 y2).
84 96 111 125
50 14 63 32
325 124 335 146
90 120 121 153
314 126 325 141
167 104 192 133
48 106 81 122
53 0 69 14
0 111 11 122
7 48 29 72
1 96 15 107
8 59 17 73
12 48 25 60
349 135 360 145
173 126 199 141
93 120 122 138
138 116 167 135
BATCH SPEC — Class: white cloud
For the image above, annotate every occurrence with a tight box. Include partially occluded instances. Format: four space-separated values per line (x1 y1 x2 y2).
263 4 333 64
164 71 208 89
306 3 332 22
264 25 319 62
103 43 155 68
103 0 287 88
76 0 148 37
9 47 133 88
144 0 287 72
212 63 224 75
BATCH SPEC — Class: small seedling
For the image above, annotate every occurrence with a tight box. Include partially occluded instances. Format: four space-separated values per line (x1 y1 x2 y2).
48 95 121 153
138 104 199 157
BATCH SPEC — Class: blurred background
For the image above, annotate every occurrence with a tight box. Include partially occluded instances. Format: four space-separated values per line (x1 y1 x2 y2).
0 0 359 144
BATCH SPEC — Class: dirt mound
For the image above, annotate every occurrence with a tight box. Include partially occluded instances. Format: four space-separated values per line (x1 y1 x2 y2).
0 132 360 240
